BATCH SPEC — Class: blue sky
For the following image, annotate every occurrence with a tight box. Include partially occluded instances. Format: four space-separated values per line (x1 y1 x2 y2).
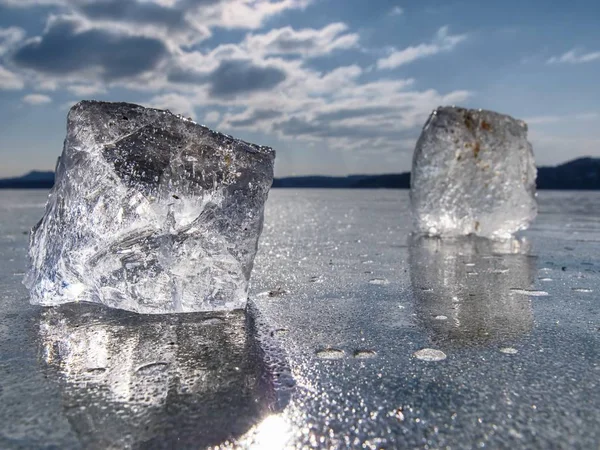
0 0 598 178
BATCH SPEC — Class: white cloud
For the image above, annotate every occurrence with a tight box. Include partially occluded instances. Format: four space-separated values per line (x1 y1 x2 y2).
0 27 25 56
0 65 24 90
0 0 63 6
204 111 221 123
547 49 600 64
203 0 313 30
147 93 197 119
67 84 107 96
22 93 52 104
37 79 59 91
377 26 467 69
0 0 474 171
389 6 403 16
242 23 359 57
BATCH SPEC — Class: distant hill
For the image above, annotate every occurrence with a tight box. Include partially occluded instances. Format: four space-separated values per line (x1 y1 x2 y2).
536 157 600 190
2 158 600 190
274 158 600 190
0 171 54 189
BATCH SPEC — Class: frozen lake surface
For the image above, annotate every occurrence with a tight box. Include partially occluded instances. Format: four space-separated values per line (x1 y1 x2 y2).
1 189 599 448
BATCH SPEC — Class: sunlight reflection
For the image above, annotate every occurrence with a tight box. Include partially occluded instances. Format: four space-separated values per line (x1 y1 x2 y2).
249 415 292 450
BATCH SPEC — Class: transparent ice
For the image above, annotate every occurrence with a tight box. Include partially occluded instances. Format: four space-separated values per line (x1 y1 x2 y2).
25 101 275 313
410 106 537 239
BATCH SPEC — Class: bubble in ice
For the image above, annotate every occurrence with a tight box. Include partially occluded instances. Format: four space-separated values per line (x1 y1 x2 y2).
410 106 537 239
500 347 519 355
413 348 447 361
24 101 275 313
572 287 593 293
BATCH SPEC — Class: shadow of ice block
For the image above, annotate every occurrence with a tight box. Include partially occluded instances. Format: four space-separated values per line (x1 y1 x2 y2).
25 101 275 313
409 235 535 346
38 303 286 449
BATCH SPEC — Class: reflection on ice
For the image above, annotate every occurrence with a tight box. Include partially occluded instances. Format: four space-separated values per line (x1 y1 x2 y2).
247 414 292 450
38 303 287 448
409 235 535 346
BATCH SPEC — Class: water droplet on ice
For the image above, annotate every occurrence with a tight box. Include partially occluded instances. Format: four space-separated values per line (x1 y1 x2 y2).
369 278 389 285
135 362 169 374
271 328 289 337
353 349 377 359
316 348 345 360
509 288 548 297
572 287 593 293
414 348 447 361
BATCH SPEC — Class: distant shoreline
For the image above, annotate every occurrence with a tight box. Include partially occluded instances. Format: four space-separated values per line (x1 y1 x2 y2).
2 157 600 190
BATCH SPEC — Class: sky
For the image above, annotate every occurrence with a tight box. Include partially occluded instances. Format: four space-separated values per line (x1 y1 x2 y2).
0 0 598 178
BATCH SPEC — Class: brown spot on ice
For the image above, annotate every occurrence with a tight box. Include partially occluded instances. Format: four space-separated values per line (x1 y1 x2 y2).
481 120 492 131
464 112 476 132
473 141 481 158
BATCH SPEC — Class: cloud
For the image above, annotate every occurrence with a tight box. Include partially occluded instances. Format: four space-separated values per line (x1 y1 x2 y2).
389 6 403 16
148 93 197 118
547 49 600 64
0 65 23 89
78 0 186 28
66 83 107 96
0 0 63 6
270 87 471 144
22 93 52 104
525 112 599 125
313 105 397 123
193 0 312 30
0 0 475 172
0 27 25 56
203 110 220 123
12 16 169 80
74 0 213 46
242 22 359 57
377 26 467 69
207 59 287 97
227 108 281 127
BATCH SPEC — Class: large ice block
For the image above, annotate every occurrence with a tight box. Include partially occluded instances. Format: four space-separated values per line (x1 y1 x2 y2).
25 101 275 313
410 106 537 239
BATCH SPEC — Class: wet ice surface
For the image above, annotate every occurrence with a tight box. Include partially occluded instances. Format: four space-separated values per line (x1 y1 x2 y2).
1 190 600 448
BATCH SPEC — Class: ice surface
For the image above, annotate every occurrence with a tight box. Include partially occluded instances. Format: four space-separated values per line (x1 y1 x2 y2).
410 106 537 239
37 304 283 448
409 235 534 346
25 101 275 313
